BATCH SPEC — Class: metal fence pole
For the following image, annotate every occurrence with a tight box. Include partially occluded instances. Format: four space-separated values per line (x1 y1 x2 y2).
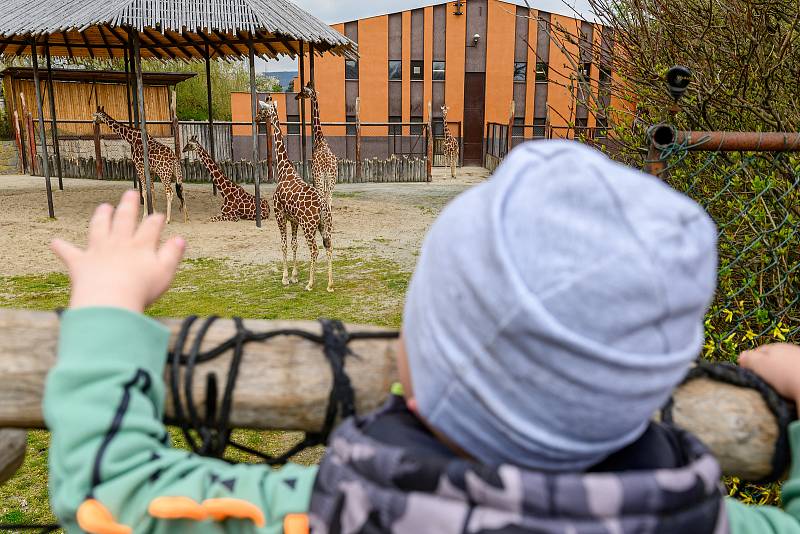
248 39 262 227
298 41 308 180
132 30 154 214
30 38 55 218
45 43 63 191
205 43 217 196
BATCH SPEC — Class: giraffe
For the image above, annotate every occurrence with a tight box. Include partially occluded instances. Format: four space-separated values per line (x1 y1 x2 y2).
441 105 460 178
297 81 337 210
183 136 270 222
92 106 188 224
257 97 333 292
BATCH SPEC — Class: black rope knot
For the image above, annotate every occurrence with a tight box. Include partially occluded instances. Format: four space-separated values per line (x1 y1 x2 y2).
167 315 397 465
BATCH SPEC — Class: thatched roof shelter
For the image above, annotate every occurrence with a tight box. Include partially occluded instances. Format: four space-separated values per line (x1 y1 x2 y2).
0 0 357 60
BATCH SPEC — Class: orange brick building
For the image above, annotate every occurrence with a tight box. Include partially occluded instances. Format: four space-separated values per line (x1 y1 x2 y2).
232 0 616 165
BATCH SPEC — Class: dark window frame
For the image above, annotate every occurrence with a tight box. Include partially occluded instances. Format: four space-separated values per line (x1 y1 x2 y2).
599 65 612 85
389 115 402 135
579 62 592 80
389 60 402 81
513 62 527 82
512 117 525 137
432 61 446 81
286 114 300 135
535 62 548 82
346 114 357 136
410 115 424 135
411 60 425 81
345 60 359 81
533 117 547 138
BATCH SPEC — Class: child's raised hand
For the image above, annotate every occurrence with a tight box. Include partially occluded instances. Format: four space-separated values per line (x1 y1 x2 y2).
739 343 800 409
50 190 186 313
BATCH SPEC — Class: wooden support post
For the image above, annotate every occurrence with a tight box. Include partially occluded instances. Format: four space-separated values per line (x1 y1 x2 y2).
248 39 262 227
309 44 316 150
426 101 433 181
355 97 362 180
205 43 217 196
131 30 154 214
298 41 308 180
12 110 24 174
170 88 181 163
93 120 103 179
31 38 55 219
0 307 793 482
123 47 133 127
21 93 37 175
45 43 63 190
266 113 274 183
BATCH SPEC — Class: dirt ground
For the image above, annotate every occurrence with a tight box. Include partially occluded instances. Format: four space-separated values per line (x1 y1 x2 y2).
0 167 489 276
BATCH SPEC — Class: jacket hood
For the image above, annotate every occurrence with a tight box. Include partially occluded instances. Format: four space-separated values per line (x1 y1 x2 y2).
309 397 727 534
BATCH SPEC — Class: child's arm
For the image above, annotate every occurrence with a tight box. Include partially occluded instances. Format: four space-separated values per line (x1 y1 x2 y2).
724 344 800 532
45 191 315 534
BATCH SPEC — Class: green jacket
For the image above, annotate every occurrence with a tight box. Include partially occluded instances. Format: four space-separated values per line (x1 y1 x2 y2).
44 307 800 533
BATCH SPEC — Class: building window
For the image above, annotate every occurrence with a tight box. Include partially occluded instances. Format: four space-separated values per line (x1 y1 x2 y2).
346 115 357 136
599 65 612 85
345 60 359 80
410 115 423 135
389 115 402 135
579 62 591 80
433 120 444 137
575 117 588 137
411 60 424 81
287 114 300 135
432 61 446 81
388 60 402 81
513 62 527 82
596 116 608 138
512 117 525 137
533 117 547 138
535 62 548 82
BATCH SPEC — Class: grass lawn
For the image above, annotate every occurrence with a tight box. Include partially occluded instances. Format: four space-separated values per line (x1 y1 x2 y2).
0 255 410 527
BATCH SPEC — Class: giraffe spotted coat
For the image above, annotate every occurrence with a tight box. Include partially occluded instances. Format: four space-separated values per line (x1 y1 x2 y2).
183 136 269 221
442 105 460 178
258 98 334 292
92 107 188 224
298 82 338 210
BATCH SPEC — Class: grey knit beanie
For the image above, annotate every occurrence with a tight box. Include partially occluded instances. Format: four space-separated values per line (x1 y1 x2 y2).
403 140 718 471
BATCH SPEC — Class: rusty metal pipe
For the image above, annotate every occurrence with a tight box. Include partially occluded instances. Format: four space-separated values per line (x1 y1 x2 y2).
651 124 800 152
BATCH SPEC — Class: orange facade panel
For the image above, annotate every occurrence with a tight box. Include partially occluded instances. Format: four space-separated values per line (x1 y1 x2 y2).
358 16 390 135
445 4 466 125
484 0 517 126
231 91 287 137
304 23 347 137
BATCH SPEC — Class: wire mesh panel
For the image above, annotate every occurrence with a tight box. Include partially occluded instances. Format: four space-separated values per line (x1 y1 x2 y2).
654 143 800 360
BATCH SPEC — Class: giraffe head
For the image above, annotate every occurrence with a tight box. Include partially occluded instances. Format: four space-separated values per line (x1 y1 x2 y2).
182 135 201 155
92 106 111 125
257 97 279 126
441 105 450 121
295 81 316 101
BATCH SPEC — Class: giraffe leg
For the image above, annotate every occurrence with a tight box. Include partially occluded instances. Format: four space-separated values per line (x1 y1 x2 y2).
135 164 149 220
451 156 456 178
163 182 174 225
174 161 188 223
290 221 299 284
275 209 290 286
302 224 318 291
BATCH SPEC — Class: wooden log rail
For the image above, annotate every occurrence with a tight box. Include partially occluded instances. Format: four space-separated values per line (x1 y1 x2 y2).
0 308 792 483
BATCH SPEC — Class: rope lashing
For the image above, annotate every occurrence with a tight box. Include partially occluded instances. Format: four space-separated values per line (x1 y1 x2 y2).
167 315 398 463
661 360 797 484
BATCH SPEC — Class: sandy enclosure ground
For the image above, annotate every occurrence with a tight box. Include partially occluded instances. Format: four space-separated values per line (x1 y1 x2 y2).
0 167 489 276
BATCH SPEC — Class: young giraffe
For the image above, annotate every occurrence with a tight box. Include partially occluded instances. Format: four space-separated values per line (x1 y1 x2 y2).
183 136 270 221
92 107 188 223
257 98 333 292
442 105 460 178
297 81 337 210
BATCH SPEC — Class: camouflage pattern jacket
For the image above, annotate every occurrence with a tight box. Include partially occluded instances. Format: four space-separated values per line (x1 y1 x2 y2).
309 396 726 533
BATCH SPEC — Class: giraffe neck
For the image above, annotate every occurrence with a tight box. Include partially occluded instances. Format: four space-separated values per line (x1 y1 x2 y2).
310 90 325 147
268 109 293 182
442 112 454 140
195 144 235 194
103 114 140 145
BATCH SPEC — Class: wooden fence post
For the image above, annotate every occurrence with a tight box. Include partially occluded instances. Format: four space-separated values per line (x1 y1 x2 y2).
170 89 181 164
93 121 103 179
426 101 433 181
355 97 362 180
20 93 37 175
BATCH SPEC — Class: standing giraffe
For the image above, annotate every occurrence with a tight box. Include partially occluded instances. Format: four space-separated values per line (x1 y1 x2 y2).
297 81 337 209
183 136 269 221
257 98 333 292
92 107 188 223
442 105 459 178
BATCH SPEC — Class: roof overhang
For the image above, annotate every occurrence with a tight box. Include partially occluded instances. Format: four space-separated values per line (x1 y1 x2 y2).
1 67 197 85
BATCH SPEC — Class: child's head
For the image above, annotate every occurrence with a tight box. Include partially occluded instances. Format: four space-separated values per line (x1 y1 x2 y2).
398 141 718 470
